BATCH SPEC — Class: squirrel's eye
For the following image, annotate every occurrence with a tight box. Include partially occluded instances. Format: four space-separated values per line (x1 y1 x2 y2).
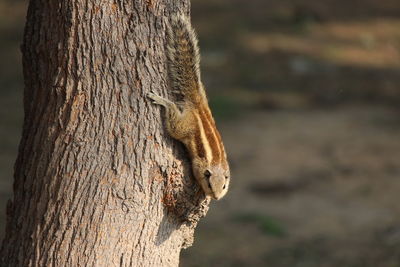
225 176 229 179
204 170 212 179
223 184 226 189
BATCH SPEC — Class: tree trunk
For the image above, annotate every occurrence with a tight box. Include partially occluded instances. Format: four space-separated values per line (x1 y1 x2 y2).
0 0 210 266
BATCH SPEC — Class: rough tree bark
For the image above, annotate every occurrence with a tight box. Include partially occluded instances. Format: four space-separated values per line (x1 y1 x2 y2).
0 0 210 266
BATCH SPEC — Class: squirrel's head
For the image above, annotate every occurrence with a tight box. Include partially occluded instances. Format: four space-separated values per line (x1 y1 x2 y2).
192 161 230 200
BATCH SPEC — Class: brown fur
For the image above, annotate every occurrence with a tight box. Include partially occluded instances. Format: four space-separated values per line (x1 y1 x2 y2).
198 106 222 164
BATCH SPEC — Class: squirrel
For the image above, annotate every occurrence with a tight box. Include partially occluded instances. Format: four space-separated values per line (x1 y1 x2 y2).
148 14 230 200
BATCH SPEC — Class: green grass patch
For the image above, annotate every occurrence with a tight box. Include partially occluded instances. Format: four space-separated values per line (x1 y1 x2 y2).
233 212 287 237
209 95 243 120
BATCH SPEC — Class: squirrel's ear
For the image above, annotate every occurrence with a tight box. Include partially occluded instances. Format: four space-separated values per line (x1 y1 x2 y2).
204 170 212 178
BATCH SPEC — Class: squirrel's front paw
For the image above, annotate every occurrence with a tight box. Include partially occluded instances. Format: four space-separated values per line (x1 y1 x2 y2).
147 92 170 107
147 92 161 104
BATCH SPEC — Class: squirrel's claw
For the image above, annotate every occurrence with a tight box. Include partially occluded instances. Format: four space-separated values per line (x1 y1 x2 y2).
147 92 169 107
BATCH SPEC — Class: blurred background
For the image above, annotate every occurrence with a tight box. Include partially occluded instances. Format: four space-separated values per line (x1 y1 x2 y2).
1 0 400 266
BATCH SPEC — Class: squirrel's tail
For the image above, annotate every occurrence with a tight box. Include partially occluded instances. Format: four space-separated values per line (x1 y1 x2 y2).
166 14 202 102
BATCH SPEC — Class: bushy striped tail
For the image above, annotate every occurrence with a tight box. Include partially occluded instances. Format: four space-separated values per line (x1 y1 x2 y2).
166 14 202 102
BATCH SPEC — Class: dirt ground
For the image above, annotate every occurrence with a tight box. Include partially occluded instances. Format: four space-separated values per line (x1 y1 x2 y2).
181 105 400 266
